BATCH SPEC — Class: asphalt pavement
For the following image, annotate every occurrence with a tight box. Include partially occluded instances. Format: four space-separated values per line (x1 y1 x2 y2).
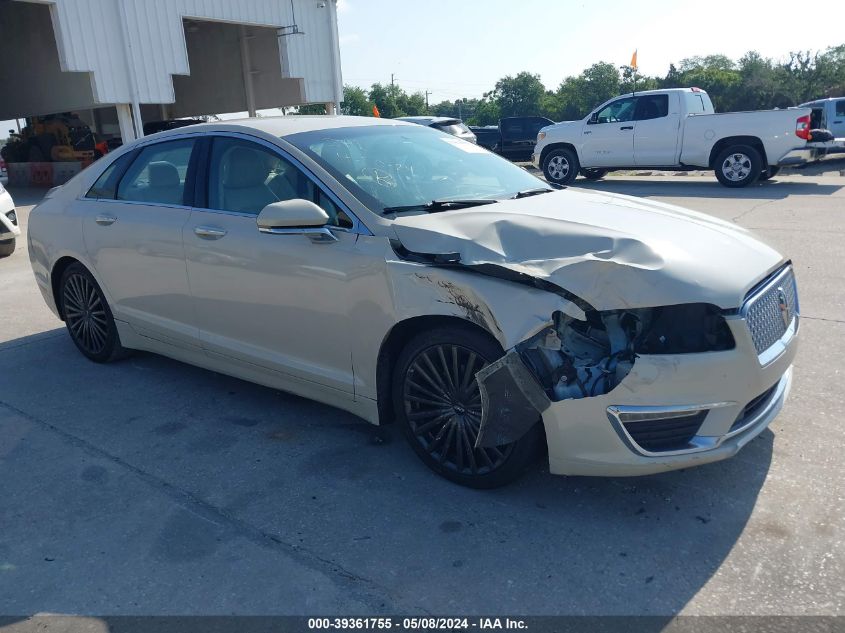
0 176 842 616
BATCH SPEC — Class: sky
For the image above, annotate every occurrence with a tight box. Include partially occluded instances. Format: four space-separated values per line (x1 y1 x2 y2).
3 0 842 137
336 0 843 103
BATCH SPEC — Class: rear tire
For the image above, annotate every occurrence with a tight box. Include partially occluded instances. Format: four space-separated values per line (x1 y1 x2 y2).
714 145 762 188
542 148 579 185
392 326 542 488
759 166 780 181
580 168 608 181
60 263 130 363
0 238 14 258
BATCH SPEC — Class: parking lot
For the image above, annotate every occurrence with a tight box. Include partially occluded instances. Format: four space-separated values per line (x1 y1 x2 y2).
0 175 843 616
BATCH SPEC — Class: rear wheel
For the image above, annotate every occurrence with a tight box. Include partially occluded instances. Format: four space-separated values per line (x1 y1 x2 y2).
60 263 129 363
393 326 541 488
714 145 762 188
759 166 780 181
0 238 14 258
542 148 579 185
580 168 608 181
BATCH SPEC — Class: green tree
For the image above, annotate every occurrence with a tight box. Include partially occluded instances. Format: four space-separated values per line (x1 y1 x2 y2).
341 85 373 116
491 72 545 117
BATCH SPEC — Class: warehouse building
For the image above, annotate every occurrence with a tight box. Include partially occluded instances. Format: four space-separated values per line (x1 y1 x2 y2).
0 0 343 178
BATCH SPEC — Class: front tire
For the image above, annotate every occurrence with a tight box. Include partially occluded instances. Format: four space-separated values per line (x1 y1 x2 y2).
714 145 762 188
60 263 129 363
580 168 608 181
0 238 14 258
542 147 579 185
392 326 541 488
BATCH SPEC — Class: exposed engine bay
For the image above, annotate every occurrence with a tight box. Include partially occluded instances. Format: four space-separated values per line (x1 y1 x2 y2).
474 303 735 448
519 311 638 402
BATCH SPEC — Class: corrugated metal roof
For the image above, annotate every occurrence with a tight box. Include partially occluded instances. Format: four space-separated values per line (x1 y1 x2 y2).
39 0 341 105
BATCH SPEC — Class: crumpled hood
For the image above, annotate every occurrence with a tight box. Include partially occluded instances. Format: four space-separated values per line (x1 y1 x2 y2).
391 189 784 310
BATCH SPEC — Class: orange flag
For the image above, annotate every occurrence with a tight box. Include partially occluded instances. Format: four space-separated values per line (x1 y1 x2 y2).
372 104 381 118
630 50 638 70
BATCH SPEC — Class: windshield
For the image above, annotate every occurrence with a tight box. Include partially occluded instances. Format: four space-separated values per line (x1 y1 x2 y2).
284 125 546 214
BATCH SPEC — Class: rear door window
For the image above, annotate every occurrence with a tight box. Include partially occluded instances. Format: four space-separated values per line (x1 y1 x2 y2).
85 152 136 199
117 139 196 205
634 94 669 120
835 100 845 118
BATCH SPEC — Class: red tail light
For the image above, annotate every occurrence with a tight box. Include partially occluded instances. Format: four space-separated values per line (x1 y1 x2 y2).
795 114 811 140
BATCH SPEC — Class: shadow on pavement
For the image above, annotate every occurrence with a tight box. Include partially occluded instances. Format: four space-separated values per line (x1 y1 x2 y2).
0 330 774 616
572 178 844 200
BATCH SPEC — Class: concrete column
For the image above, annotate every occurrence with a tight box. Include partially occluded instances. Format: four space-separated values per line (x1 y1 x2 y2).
239 25 257 118
324 103 338 115
131 101 144 138
116 104 136 143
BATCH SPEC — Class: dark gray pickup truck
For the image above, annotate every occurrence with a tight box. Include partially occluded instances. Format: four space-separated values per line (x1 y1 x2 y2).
470 116 554 161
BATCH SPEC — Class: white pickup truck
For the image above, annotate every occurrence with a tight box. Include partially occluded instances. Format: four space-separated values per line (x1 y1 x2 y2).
533 87 816 187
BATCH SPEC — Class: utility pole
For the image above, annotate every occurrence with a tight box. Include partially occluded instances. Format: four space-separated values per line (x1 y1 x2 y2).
425 90 431 109
391 73 394 88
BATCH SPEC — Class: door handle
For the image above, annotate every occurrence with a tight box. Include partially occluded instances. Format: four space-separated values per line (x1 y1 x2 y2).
194 226 227 240
620 126 634 130
583 131 592 135
95 214 117 226
834 120 842 124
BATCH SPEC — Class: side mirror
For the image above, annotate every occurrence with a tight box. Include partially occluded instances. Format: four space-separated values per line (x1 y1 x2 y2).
256 199 337 243
256 199 329 229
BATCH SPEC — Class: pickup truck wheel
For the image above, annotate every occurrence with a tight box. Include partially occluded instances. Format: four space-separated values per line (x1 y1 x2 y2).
580 168 608 181
543 148 579 185
714 145 762 187
759 166 780 181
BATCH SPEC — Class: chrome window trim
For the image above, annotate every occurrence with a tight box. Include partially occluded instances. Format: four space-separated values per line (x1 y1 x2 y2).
739 264 800 366
197 131 372 236
97 198 193 211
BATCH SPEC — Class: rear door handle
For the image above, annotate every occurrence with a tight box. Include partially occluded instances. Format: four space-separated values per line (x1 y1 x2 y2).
95 214 117 226
620 126 634 130
194 226 227 240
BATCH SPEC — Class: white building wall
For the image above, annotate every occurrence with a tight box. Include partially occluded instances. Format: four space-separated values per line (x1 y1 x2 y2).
32 0 342 106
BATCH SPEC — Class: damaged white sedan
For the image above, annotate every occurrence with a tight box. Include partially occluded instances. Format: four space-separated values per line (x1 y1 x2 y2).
28 117 799 487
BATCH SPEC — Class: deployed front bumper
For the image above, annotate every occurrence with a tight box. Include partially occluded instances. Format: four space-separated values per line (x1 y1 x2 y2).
541 315 797 476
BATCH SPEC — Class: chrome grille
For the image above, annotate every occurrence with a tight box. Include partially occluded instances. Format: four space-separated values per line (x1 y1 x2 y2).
743 267 798 356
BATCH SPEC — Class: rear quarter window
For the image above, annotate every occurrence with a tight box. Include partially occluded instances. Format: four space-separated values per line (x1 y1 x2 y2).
836 100 845 117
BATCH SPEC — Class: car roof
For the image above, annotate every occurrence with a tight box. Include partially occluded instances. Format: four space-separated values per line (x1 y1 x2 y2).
395 116 460 125
799 98 842 106
142 115 416 141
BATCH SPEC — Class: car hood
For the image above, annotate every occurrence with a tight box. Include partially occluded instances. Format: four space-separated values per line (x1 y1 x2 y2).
390 189 784 311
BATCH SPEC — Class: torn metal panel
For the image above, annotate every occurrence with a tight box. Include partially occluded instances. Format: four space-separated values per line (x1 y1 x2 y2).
391 188 785 310
475 350 551 448
385 257 579 350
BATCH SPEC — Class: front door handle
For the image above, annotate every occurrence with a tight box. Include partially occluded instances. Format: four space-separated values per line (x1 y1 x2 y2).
194 225 227 240
95 214 117 226
620 126 634 130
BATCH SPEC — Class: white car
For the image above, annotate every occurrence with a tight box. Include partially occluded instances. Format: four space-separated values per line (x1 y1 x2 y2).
0 180 21 257
534 87 815 187
28 117 798 487
395 116 478 144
